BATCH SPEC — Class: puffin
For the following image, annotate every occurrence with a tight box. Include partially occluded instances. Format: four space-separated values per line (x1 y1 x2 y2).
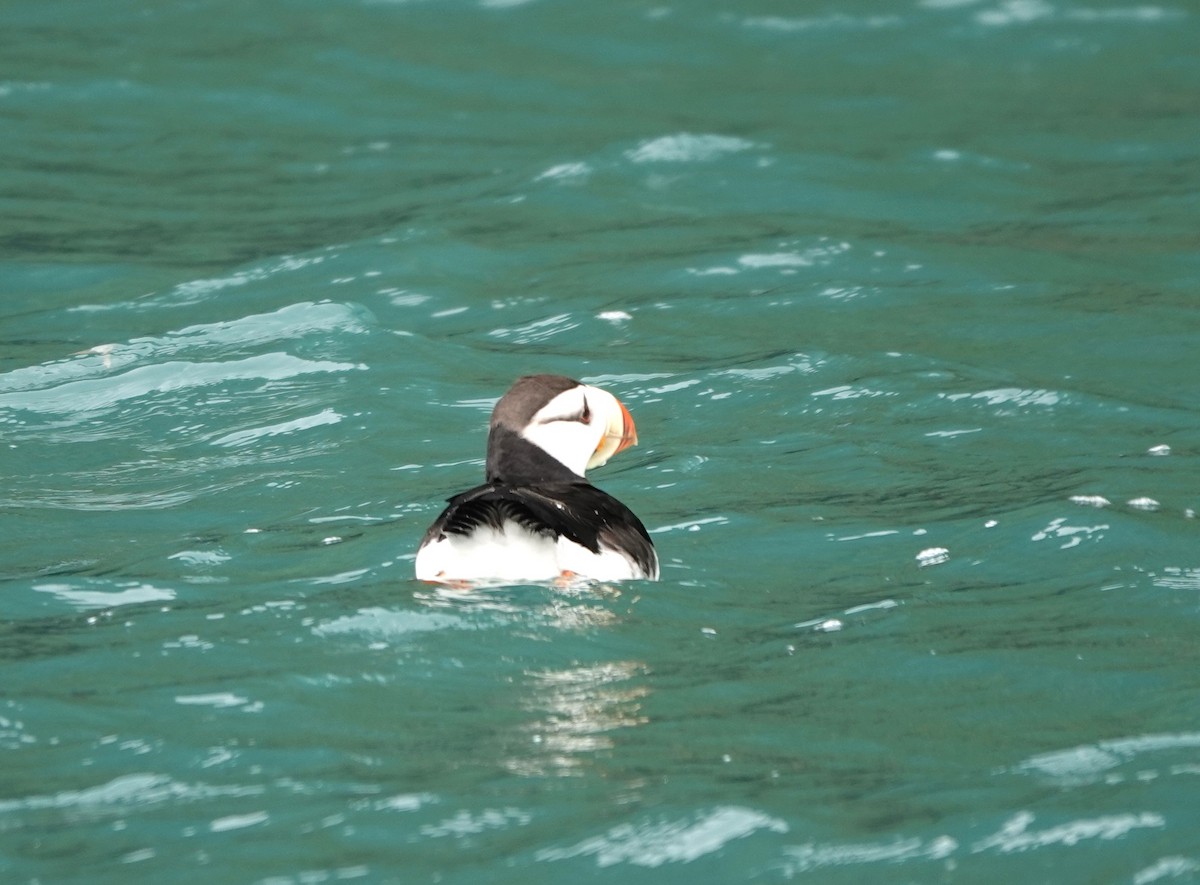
415 374 658 583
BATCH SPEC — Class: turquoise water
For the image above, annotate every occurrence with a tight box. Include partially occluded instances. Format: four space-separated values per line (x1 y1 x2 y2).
3 0 1200 881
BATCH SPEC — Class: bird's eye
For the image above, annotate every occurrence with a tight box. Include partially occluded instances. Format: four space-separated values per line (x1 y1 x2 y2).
536 393 593 425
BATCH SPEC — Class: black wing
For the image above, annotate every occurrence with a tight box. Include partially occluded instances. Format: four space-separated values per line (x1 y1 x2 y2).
421 481 658 579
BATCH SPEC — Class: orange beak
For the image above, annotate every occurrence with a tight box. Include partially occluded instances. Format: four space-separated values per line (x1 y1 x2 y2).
612 398 638 455
586 390 639 469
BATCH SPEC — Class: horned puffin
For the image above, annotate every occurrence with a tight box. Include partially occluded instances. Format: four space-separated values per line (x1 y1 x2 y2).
415 374 658 583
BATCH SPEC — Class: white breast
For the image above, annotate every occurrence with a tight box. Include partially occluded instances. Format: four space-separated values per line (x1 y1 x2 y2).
415 521 643 584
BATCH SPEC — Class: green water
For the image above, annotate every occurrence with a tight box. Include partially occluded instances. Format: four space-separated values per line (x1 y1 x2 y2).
3 0 1200 882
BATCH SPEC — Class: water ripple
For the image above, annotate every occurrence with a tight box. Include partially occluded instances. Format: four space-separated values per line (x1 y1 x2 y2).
0 773 262 820
973 810 1164 853
1015 731 1200 785
538 806 788 867
0 354 360 416
34 580 176 610
212 408 343 448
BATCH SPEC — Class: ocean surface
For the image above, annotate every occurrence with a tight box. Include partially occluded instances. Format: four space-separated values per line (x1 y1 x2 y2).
3 0 1199 882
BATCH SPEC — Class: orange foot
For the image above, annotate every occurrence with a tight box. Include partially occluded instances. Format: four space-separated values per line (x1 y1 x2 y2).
420 572 473 590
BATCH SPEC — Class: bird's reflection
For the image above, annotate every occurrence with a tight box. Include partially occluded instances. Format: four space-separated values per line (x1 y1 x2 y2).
412 582 651 777
412 581 626 631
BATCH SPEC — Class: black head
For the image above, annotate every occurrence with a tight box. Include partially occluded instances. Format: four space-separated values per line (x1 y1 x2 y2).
489 374 582 432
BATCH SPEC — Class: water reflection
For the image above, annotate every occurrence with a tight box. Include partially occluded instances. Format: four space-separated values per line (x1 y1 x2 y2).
506 659 649 778
411 583 653 777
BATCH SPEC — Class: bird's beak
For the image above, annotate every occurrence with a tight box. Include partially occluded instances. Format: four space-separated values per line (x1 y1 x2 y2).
587 391 638 469
610 398 638 455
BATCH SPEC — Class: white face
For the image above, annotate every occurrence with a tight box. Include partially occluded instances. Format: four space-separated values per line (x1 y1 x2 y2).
519 385 635 477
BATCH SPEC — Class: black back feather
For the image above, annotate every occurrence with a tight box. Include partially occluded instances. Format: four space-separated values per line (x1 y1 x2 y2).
421 480 658 579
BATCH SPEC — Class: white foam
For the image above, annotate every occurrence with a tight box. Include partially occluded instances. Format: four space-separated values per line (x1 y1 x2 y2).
625 133 755 164
212 408 342 447
0 354 360 414
973 810 1164 853
536 162 591 181
175 693 250 709
916 547 950 567
1031 518 1107 549
35 581 176 610
943 388 1061 407
210 811 269 832
537 806 787 867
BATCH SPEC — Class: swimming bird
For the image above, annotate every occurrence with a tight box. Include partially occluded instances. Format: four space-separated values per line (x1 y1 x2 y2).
415 374 658 583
